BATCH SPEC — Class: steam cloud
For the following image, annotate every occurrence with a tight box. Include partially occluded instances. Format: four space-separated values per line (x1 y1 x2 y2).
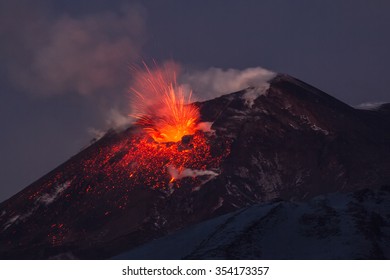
1 1 276 132
168 166 219 181
106 108 133 129
181 67 276 101
1 2 146 96
88 108 132 140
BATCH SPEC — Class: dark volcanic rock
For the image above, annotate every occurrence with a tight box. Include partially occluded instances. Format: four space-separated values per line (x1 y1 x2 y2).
115 186 390 260
0 74 389 259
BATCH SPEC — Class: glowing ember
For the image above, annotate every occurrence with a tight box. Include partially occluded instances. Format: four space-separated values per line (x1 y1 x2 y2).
130 62 199 143
79 132 230 190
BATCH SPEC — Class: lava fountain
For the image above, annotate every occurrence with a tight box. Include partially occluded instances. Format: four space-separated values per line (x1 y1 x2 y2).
0 61 232 253
130 62 200 143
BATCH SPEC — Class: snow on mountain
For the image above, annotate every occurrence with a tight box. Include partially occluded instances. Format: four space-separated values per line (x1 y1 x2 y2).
115 186 390 260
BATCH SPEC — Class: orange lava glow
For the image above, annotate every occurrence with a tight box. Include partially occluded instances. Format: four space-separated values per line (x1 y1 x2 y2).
23 130 231 248
130 62 199 143
79 132 231 191
22 62 231 250
13 63 232 250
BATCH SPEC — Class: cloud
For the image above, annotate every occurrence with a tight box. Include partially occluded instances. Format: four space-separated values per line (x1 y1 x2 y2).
180 66 276 101
1 2 146 96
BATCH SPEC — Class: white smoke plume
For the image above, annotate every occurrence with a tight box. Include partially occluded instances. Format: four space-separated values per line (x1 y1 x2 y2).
105 108 132 129
88 108 132 140
167 166 219 181
181 66 276 101
1 2 146 96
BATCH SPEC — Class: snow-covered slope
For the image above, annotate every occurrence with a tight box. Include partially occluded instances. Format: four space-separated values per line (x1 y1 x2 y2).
115 186 390 259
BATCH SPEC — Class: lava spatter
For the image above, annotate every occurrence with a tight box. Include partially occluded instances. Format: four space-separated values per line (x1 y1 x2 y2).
80 131 230 191
130 62 200 143
0 62 233 257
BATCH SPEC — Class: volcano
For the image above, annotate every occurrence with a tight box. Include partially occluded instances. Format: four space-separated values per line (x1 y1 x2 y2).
1 74 389 259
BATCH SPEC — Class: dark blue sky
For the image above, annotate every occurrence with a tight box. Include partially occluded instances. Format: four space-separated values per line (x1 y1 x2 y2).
1 0 389 202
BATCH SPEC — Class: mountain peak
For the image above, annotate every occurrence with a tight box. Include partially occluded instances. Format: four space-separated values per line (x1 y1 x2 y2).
1 74 389 259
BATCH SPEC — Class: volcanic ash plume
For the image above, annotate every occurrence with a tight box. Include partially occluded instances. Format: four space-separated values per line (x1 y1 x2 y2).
130 62 200 143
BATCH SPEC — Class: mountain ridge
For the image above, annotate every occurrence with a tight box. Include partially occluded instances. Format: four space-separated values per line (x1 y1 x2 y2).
1 74 389 259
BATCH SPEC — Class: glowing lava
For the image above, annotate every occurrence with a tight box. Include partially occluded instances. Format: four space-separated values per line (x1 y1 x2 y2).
6 62 232 253
74 131 231 193
24 62 231 223
130 62 199 143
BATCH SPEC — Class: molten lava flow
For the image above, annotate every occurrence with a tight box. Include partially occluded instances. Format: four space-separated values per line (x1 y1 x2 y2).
130 62 199 143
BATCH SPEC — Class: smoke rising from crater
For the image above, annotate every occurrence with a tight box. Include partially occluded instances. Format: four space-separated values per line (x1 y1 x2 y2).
1 1 146 96
181 66 276 101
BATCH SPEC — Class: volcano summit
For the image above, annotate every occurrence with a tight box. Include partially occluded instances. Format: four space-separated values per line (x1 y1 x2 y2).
1 74 389 259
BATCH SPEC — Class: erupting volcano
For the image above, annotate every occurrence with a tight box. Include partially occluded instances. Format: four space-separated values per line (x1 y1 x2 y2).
130 62 200 143
122 62 228 188
1 71 390 259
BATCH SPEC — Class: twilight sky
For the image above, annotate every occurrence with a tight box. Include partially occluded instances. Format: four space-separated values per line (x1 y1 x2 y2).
1 0 389 202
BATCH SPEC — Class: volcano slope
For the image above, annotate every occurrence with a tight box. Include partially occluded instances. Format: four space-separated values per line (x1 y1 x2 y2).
0 74 389 259
115 186 390 260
